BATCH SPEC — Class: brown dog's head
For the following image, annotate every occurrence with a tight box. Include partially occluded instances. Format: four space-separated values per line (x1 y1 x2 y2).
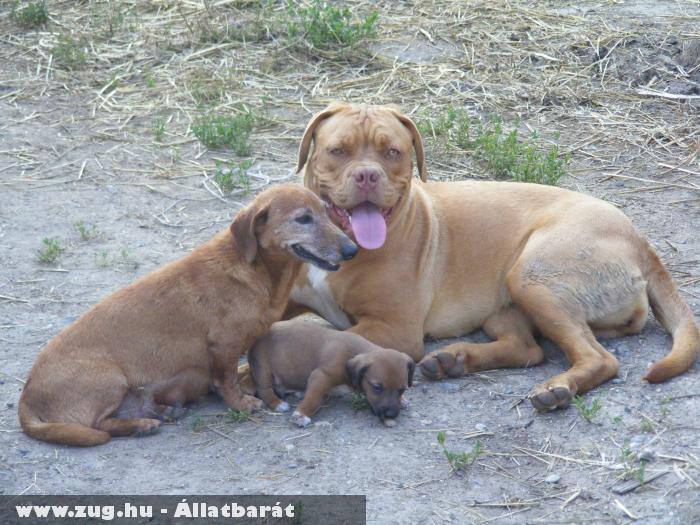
231 184 357 270
297 103 426 251
346 348 415 423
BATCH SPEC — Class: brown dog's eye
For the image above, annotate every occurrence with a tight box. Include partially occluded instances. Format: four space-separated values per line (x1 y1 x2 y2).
386 148 401 158
295 214 313 225
371 383 383 394
330 147 344 156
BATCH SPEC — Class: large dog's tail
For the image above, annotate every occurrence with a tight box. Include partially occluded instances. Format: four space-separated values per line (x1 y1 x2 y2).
18 397 110 447
643 243 700 382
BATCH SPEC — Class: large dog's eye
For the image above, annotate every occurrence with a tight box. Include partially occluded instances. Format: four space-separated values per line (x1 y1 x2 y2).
330 147 344 156
386 148 401 158
295 214 313 225
371 383 384 394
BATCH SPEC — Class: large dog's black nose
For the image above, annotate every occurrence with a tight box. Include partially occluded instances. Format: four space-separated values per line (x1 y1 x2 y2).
382 407 398 419
341 240 359 260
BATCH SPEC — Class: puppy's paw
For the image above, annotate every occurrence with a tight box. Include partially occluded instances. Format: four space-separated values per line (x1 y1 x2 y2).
160 403 187 421
134 419 161 437
274 401 291 413
232 394 264 413
290 410 312 428
419 351 465 380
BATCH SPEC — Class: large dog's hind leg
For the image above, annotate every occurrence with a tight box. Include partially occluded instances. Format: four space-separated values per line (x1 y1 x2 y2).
507 255 623 411
419 307 544 379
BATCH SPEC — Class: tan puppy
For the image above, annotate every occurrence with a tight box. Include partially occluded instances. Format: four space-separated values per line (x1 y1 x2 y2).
247 320 414 427
19 185 357 446
288 102 699 411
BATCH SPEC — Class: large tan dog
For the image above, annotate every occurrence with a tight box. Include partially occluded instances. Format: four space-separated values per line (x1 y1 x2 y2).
288 102 699 411
19 185 357 446
248 319 414 427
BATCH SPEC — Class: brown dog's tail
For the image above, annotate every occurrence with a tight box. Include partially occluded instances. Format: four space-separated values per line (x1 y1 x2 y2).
18 397 111 447
643 244 700 382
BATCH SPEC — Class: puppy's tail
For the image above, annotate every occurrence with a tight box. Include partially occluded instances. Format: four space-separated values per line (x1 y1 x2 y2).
643 243 700 382
19 397 110 447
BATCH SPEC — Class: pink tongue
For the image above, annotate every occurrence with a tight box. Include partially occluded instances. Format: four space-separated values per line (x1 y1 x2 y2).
350 202 387 250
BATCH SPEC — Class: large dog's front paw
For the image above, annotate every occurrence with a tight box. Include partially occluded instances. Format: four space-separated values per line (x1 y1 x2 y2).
419 351 465 380
289 410 312 428
529 384 572 411
134 419 162 437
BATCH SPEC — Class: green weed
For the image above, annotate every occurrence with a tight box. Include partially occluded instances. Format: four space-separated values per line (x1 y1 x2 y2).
10 1 48 28
52 34 86 69
37 238 65 264
417 107 569 185
572 395 601 423
74 220 100 241
286 1 378 51
213 160 253 194
640 418 654 433
226 409 251 423
350 392 370 411
437 431 483 472
191 416 205 432
152 117 167 142
192 111 255 154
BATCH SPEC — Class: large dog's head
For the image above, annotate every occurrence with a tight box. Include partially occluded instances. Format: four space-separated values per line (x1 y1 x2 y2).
297 103 426 250
231 184 357 270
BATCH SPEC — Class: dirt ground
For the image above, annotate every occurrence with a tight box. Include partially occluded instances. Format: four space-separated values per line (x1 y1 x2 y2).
1 1 699 523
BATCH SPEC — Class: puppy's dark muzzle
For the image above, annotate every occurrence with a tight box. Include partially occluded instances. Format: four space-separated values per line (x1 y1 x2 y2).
341 239 359 260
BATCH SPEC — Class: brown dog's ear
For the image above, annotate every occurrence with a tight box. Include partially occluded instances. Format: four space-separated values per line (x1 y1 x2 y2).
388 109 427 182
230 204 269 263
297 102 349 174
406 357 416 387
346 354 371 391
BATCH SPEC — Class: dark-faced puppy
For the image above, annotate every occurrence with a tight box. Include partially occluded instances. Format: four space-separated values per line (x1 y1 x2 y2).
19 185 356 446
247 320 414 427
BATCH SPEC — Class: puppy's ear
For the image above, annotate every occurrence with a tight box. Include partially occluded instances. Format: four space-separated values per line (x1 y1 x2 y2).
230 204 269 263
297 102 349 174
406 357 416 388
388 108 427 182
346 354 371 391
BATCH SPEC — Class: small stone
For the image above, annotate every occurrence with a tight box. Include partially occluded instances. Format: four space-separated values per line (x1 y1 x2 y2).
284 443 295 451
383 419 397 428
611 378 625 384
474 423 486 431
287 463 298 469
638 448 655 461
544 473 561 484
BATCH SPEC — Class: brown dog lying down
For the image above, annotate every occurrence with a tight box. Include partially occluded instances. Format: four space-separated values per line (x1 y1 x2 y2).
246 319 414 427
288 102 700 411
19 185 357 446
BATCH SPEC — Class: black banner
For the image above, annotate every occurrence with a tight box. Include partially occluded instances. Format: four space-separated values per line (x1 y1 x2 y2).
0 495 366 525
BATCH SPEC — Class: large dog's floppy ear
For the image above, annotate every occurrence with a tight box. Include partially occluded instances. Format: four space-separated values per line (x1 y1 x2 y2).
297 102 349 174
388 109 427 182
406 356 416 388
230 202 269 263
346 354 371 391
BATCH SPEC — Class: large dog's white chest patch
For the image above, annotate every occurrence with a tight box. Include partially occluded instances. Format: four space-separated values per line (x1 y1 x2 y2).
290 266 352 330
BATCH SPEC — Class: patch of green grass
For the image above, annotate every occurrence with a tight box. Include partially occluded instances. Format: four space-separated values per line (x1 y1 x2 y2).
640 418 654 433
572 395 601 423
350 392 370 411
10 1 49 29
52 34 87 69
213 160 254 194
94 248 139 270
37 237 65 264
74 220 101 240
611 415 622 426
192 111 255 154
417 107 570 185
286 1 378 51
152 117 166 142
191 416 205 432
634 459 647 484
437 431 483 472
226 409 251 423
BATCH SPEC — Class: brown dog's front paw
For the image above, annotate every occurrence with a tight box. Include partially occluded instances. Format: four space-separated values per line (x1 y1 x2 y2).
419 355 446 380
529 385 572 412
134 419 161 437
290 410 312 428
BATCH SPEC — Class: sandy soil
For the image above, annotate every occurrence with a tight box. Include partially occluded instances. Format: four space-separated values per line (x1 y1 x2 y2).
1 1 699 523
